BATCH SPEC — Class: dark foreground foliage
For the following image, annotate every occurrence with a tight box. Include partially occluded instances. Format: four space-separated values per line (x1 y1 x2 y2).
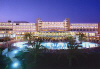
0 55 12 69
15 50 100 69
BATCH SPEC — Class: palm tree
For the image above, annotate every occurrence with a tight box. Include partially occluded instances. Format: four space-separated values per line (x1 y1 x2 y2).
0 48 2 55
78 32 86 43
24 32 32 44
27 38 46 66
67 36 86 68
4 37 10 51
67 36 76 67
67 36 76 49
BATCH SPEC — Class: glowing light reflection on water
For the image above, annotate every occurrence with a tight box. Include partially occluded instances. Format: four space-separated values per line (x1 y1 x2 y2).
41 42 98 49
12 41 98 49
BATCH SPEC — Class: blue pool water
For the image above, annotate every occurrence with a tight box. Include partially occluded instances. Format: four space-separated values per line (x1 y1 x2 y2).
40 42 98 49
12 41 98 49
40 42 68 49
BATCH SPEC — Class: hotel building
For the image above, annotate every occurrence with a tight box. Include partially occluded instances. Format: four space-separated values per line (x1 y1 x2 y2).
0 18 100 40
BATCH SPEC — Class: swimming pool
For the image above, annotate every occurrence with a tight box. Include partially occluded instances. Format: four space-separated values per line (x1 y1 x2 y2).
40 42 98 49
12 41 98 49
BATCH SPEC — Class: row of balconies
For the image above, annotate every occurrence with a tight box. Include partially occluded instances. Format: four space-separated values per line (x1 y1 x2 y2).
0 28 13 31
71 29 97 31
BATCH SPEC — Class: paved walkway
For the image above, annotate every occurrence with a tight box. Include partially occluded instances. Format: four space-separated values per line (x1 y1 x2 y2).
6 50 22 69
4 40 23 69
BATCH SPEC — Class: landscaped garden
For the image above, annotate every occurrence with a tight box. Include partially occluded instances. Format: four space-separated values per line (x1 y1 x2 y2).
1 32 100 69
12 32 100 69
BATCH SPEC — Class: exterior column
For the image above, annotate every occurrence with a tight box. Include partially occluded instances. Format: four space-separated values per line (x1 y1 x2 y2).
87 33 89 42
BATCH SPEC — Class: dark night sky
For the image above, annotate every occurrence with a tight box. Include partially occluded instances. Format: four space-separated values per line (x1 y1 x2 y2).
0 0 100 23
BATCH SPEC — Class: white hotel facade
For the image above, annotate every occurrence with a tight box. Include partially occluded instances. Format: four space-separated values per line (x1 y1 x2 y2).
0 18 99 40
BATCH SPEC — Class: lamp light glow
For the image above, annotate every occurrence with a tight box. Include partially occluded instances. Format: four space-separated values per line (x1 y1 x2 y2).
12 62 19 68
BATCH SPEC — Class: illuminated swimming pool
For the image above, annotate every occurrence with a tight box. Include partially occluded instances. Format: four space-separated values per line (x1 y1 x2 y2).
40 42 68 49
40 42 98 49
12 41 98 49
12 42 28 48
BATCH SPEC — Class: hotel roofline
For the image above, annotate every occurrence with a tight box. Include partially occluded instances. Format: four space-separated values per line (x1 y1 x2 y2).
0 18 100 40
